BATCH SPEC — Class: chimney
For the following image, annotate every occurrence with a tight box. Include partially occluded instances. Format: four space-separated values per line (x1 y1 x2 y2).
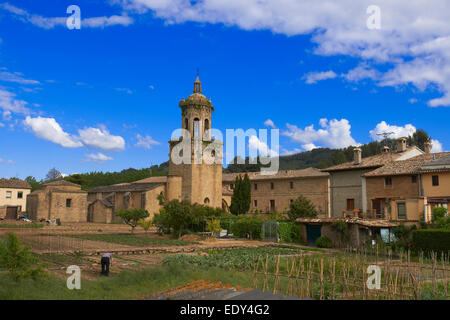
424 141 432 154
383 146 390 154
353 147 362 164
397 137 407 153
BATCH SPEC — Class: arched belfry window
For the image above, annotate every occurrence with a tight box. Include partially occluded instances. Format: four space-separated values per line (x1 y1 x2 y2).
204 119 210 139
204 197 210 205
185 118 189 130
194 118 200 137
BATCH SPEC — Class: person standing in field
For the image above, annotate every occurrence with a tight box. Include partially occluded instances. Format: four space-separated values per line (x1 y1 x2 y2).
101 252 113 276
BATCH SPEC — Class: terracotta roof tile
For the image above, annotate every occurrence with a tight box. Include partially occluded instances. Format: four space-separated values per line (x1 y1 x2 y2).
363 152 450 177
222 167 328 182
0 178 31 189
322 146 423 172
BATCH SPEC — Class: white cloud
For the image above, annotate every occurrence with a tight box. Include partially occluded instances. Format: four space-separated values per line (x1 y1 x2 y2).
23 116 83 148
369 121 417 141
23 116 126 152
303 71 337 84
78 126 125 152
0 3 133 29
409 98 418 104
341 63 380 82
0 71 40 85
113 0 450 106
431 139 443 153
2 110 12 121
0 88 31 115
248 135 278 157
135 134 160 149
84 153 114 163
282 118 359 150
264 119 276 129
149 85 155 90
115 87 133 94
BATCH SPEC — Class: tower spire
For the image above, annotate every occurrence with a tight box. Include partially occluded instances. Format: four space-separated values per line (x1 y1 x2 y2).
193 76 202 94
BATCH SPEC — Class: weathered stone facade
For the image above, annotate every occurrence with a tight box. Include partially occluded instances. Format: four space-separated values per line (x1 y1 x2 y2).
222 168 330 216
26 180 87 222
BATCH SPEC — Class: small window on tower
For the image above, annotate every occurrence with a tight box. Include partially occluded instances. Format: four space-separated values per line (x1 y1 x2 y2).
194 118 200 137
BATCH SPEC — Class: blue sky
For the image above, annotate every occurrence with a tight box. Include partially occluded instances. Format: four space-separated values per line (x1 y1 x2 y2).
1 0 449 180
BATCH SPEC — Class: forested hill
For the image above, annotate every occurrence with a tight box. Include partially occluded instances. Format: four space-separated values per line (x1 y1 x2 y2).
47 130 429 190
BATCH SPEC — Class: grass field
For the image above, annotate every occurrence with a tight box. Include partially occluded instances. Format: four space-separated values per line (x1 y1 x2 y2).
66 233 198 247
0 263 254 300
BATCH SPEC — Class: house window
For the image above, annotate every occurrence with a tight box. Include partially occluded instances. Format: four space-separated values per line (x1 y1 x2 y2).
271 182 274 190
432 175 439 186
6 191 11 199
270 200 276 212
17 191 23 199
385 177 393 188
254 183 257 191
411 175 417 183
254 200 257 207
66 199 72 208
347 199 355 211
230 184 234 190
290 181 294 189
290 199 294 204
397 203 407 220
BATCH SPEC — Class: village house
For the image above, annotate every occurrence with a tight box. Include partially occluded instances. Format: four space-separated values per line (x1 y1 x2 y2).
222 167 330 217
362 149 450 225
0 178 31 219
26 180 87 222
87 177 166 223
322 138 424 218
420 153 450 221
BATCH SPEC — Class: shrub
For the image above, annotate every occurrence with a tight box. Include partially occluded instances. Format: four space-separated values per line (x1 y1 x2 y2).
0 233 46 281
316 236 333 248
138 219 153 235
392 224 416 250
278 222 303 243
230 216 263 240
435 217 450 229
432 206 448 222
412 229 450 254
206 219 222 236
288 195 318 221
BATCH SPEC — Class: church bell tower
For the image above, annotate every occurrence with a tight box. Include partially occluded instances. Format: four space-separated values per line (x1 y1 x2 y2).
167 76 223 208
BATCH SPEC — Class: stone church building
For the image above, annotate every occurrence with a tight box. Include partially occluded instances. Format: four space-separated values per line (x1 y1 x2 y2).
87 77 331 222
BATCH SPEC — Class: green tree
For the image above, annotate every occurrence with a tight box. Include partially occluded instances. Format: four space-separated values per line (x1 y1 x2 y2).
230 176 242 215
0 233 46 281
407 129 430 151
288 195 318 221
230 174 251 215
115 209 150 233
25 176 43 192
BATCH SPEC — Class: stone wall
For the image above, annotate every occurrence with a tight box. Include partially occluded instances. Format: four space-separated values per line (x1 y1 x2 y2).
223 176 329 216
329 169 373 217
